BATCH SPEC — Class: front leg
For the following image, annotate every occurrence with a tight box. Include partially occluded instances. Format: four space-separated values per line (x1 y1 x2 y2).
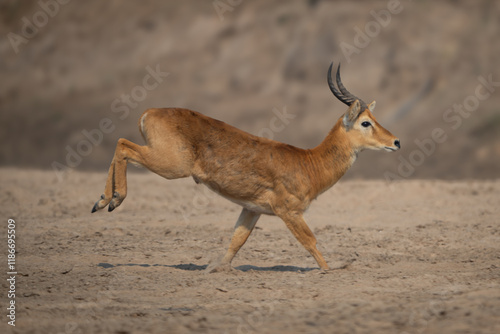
278 212 329 270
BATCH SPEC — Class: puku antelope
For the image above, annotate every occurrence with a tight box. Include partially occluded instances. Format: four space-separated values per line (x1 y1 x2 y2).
91 63 400 271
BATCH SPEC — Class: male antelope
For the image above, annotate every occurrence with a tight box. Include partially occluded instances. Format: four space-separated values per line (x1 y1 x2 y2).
91 63 400 271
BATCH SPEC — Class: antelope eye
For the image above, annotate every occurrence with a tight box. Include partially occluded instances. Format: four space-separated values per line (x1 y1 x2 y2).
361 121 371 128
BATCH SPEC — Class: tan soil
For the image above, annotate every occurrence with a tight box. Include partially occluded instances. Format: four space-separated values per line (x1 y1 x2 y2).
1 168 499 333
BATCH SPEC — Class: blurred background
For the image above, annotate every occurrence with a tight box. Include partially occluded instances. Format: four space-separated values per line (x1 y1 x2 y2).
0 0 499 180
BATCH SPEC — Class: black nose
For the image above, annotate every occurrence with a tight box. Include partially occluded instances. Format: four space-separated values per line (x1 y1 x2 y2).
394 140 401 149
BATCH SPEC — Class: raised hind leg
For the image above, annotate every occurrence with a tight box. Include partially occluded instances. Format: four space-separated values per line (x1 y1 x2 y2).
92 138 149 213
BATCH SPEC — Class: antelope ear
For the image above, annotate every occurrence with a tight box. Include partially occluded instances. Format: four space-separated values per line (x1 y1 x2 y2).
343 100 361 129
368 100 376 112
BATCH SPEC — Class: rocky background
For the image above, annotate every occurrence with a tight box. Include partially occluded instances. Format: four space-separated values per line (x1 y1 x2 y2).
0 0 499 180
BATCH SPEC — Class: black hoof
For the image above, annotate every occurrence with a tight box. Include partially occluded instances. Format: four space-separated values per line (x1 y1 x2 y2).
108 203 116 212
91 201 99 213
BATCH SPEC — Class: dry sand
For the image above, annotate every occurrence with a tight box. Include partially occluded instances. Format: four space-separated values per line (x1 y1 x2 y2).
1 168 499 333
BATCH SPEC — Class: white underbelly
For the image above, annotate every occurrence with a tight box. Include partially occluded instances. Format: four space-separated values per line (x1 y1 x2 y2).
227 198 275 215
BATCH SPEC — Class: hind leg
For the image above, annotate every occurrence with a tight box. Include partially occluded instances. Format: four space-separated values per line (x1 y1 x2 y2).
207 208 261 272
221 208 261 265
92 138 149 212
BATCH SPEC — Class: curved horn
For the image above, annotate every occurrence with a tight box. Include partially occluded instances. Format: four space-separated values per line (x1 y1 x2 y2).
327 62 368 110
335 63 355 102
327 63 353 106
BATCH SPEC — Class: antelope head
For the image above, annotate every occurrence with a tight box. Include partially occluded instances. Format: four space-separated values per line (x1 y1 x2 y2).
328 63 401 153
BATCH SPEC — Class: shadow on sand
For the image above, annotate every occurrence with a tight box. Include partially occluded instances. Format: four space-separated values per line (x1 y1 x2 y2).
97 262 318 272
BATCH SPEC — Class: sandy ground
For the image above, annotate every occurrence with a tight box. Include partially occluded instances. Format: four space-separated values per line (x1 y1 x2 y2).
1 168 499 334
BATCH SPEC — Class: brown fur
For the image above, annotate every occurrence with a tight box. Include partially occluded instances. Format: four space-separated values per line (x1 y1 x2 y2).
92 99 399 271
